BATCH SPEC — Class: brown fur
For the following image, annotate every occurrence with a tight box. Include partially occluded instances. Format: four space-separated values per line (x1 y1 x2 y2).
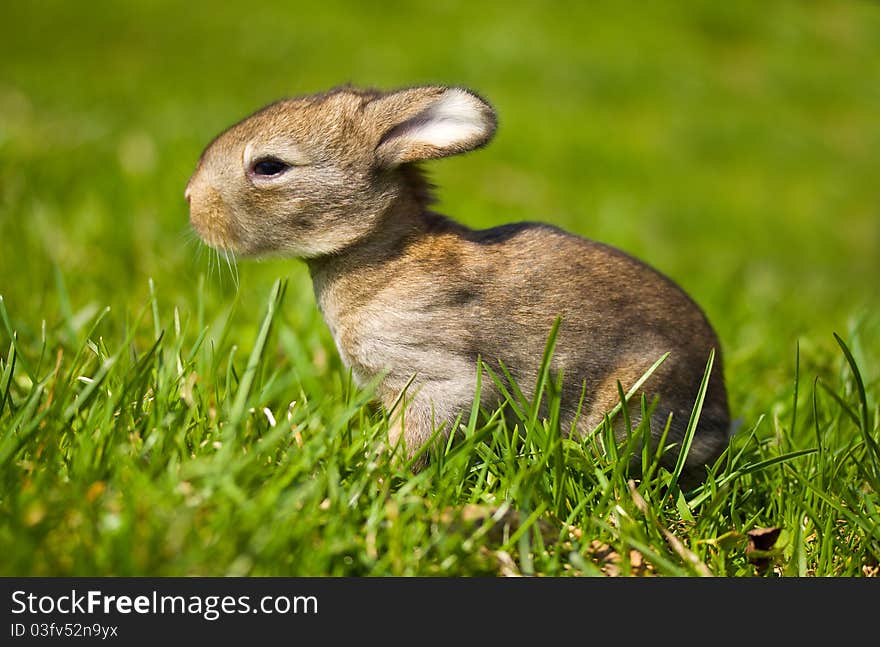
186 85 731 481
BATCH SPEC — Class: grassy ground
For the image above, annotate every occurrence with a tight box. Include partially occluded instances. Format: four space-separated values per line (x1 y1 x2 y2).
1 0 878 576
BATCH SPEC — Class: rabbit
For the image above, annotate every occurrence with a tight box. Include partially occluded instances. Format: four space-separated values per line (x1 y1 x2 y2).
185 84 731 481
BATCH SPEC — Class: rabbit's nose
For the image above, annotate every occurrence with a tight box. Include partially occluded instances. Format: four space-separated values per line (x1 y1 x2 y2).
184 185 193 204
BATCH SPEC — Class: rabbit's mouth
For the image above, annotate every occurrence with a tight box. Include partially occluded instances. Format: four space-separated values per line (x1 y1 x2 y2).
186 183 239 251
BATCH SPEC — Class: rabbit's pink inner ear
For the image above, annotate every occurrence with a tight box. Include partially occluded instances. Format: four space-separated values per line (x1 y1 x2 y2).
375 88 497 168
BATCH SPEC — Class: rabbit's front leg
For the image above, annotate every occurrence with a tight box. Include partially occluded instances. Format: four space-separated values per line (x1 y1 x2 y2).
384 378 476 469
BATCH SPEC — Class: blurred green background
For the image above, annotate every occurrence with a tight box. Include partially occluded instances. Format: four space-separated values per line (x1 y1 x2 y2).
1 0 878 422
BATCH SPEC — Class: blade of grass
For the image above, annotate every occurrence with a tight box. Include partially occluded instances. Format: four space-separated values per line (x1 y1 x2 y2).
228 279 286 425
528 317 562 430
817 380 861 429
0 338 16 418
670 349 715 489
0 386 48 468
790 340 799 437
588 352 670 439
687 448 817 508
833 332 879 470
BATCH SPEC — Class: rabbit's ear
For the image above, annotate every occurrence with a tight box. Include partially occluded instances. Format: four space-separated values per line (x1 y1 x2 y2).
372 87 497 168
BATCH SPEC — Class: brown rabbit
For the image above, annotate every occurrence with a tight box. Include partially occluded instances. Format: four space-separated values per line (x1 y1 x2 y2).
186 85 731 481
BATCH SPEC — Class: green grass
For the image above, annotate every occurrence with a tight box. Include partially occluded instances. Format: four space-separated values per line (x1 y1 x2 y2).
1 0 878 576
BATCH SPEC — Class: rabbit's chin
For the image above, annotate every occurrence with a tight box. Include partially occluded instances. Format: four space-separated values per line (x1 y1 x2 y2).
189 218 236 252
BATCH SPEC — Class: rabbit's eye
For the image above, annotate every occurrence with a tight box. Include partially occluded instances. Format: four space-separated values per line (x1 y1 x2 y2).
251 157 290 177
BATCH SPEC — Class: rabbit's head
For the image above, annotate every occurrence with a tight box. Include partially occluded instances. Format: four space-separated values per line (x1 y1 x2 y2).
185 86 497 257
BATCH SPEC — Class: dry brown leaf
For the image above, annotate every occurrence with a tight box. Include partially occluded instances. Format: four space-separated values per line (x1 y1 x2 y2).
746 526 782 575
494 550 521 577
437 504 558 545
627 480 711 576
587 539 654 577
